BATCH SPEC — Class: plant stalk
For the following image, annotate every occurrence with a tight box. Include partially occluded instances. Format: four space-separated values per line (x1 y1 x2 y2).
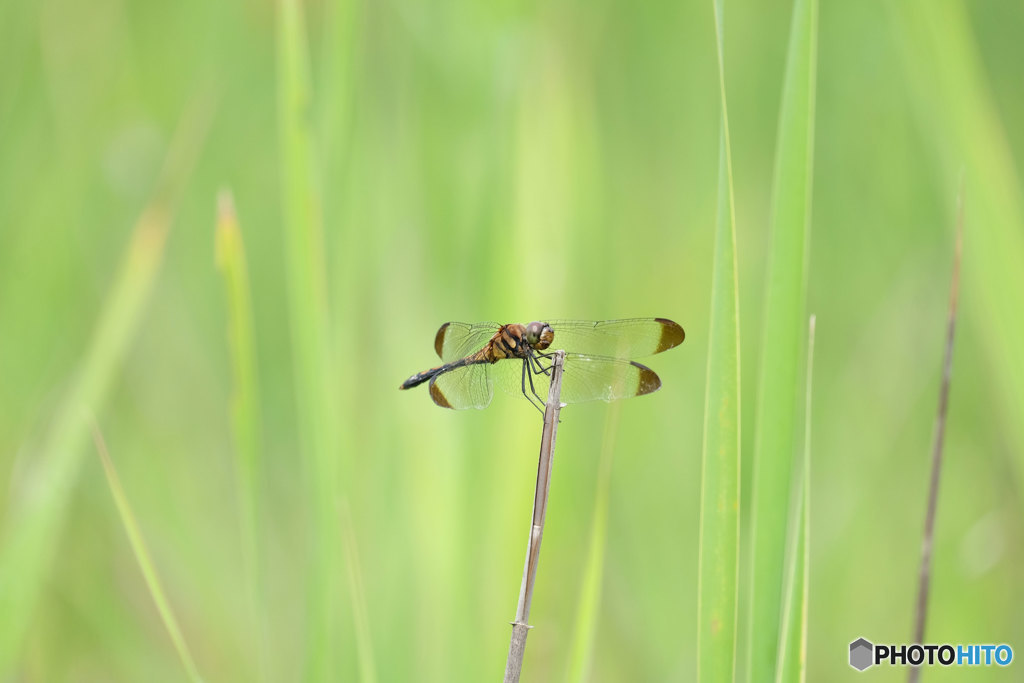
908 182 964 683
504 350 566 683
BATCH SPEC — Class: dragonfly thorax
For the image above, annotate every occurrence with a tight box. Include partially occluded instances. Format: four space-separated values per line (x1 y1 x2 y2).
485 322 552 363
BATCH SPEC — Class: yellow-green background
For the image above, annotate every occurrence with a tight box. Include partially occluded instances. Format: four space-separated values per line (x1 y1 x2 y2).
1 0 1021 680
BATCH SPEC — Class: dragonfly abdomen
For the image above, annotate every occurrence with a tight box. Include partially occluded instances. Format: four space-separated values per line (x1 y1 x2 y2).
399 354 489 390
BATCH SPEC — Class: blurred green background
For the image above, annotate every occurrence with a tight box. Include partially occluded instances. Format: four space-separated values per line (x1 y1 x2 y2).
1 0 1022 680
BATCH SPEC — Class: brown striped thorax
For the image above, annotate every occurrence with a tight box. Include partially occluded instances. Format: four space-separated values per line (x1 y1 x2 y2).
482 322 554 363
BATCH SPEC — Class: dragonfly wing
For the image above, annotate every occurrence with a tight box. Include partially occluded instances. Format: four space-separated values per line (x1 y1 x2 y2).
560 354 662 403
493 353 662 405
433 322 501 362
428 363 494 410
542 318 684 359
490 358 539 401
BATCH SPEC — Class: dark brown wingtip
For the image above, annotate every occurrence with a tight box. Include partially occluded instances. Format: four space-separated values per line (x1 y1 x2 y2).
631 361 662 396
654 318 685 353
433 323 450 359
428 379 454 409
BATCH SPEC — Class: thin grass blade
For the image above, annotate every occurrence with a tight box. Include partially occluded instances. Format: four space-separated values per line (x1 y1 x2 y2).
697 1 742 681
907 183 963 683
0 218 169 672
774 316 815 683
92 427 203 683
215 189 267 679
797 321 812 683
746 0 817 678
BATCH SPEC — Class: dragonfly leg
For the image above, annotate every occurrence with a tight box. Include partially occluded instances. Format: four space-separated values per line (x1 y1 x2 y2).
528 354 562 423
521 358 545 414
530 352 554 376
526 357 550 404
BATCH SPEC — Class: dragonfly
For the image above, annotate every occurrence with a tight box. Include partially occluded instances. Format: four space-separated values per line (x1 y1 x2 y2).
399 318 684 411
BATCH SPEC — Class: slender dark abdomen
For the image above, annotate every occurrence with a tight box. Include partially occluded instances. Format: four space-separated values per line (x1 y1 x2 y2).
399 356 481 390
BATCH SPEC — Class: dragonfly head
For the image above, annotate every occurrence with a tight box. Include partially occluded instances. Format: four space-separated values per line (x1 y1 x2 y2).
525 321 554 351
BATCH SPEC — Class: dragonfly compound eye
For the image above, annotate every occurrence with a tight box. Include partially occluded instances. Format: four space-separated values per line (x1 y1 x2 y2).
525 322 554 350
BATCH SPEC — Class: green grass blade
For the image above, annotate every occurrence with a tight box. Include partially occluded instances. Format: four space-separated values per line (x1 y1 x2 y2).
774 316 814 683
0 95 210 670
797 319 812 683
92 427 203 683
566 406 620 683
745 0 817 678
215 190 267 679
796 428 809 680
276 1 343 678
697 1 742 681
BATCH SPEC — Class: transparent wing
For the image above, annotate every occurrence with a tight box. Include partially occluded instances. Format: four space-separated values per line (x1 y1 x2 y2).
431 319 685 363
433 322 501 362
541 318 684 359
428 363 494 410
493 353 662 405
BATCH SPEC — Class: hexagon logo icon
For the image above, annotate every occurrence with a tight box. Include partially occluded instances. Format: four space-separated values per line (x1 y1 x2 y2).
850 638 874 671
